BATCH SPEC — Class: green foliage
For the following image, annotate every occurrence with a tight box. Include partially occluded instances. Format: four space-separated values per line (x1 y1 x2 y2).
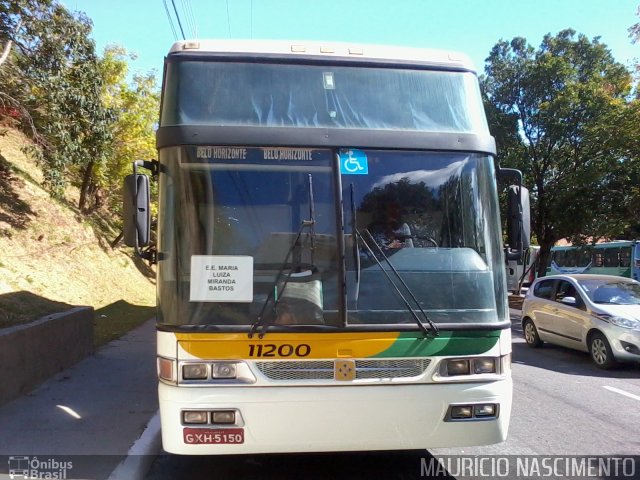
0 1 159 220
483 29 640 275
96 45 159 218
1 0 113 202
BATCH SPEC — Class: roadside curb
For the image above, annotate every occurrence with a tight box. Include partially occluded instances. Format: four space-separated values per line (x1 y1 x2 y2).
107 411 162 480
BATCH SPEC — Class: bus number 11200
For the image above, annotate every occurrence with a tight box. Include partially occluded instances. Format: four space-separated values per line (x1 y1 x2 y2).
248 344 311 357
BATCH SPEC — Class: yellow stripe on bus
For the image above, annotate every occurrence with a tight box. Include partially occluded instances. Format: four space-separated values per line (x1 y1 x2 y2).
175 332 401 360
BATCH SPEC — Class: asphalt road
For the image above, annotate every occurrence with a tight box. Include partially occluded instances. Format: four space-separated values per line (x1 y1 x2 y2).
145 314 640 479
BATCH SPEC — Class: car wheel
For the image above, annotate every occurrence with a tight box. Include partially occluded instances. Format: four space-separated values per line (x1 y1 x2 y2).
589 332 616 369
523 318 543 348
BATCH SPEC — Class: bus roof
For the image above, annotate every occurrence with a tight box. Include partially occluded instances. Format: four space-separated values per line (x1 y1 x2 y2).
167 39 477 72
551 240 637 250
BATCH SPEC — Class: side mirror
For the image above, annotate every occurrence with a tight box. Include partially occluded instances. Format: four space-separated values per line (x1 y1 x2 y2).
506 185 531 260
123 173 150 248
561 296 577 306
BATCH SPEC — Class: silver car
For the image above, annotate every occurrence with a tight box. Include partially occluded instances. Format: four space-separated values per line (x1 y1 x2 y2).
521 274 640 369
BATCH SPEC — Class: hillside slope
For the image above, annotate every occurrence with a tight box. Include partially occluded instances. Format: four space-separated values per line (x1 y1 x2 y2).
0 127 155 340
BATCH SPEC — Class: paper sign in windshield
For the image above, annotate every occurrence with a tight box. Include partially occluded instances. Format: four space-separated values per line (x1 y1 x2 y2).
190 255 253 302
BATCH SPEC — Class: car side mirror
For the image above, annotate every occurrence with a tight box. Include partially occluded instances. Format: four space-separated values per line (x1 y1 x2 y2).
561 296 577 306
123 173 150 248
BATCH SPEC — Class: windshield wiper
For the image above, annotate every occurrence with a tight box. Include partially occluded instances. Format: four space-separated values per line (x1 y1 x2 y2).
354 228 439 337
248 174 317 339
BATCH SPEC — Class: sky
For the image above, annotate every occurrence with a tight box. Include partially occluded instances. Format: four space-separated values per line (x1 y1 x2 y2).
64 0 639 81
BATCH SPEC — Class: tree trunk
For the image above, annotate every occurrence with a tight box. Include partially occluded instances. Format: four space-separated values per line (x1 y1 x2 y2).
110 230 123 249
78 160 95 212
0 21 22 68
0 40 12 67
537 244 551 278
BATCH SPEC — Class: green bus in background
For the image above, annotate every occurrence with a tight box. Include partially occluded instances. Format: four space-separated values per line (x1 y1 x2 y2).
547 241 640 281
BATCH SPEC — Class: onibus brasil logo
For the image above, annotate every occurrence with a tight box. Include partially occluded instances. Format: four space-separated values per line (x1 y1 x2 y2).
8 456 73 479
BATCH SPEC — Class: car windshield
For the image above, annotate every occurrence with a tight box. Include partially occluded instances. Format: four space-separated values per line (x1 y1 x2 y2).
578 279 640 305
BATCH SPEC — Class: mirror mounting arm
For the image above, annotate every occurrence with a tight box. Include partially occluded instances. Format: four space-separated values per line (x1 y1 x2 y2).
133 159 159 177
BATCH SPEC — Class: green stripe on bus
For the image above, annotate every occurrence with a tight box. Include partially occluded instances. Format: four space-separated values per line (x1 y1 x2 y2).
372 330 501 358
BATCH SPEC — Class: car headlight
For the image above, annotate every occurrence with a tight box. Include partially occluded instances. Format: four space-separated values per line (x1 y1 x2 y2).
608 316 640 329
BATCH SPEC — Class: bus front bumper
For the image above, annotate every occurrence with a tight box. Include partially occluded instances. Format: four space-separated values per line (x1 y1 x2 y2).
158 379 512 455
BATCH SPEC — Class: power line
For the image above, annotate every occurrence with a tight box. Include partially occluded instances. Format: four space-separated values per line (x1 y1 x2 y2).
162 0 178 40
226 0 231 38
171 0 186 39
182 0 198 38
179 0 195 38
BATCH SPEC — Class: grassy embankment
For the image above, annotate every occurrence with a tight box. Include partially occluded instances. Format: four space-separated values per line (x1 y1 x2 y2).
0 127 155 346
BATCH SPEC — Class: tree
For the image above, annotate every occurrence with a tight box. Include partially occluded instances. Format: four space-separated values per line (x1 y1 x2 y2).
629 5 640 45
1 0 113 207
483 29 640 276
96 45 159 216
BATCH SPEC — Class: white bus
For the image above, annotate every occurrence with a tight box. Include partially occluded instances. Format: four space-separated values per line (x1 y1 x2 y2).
124 40 528 455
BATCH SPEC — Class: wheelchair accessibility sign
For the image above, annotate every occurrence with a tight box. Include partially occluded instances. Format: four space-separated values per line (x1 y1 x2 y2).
339 149 368 175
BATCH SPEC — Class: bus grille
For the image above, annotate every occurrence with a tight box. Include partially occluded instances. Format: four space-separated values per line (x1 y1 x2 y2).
255 359 430 381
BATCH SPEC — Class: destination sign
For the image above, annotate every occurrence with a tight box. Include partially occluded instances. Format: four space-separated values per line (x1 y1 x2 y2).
193 146 328 163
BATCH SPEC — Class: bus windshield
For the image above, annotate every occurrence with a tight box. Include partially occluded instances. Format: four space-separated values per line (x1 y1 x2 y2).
161 61 487 133
156 147 506 327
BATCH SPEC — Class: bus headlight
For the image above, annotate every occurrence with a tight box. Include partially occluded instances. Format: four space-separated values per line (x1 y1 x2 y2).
474 404 497 417
446 359 470 376
445 403 499 421
182 410 208 424
176 361 255 385
212 410 236 424
450 405 473 419
473 358 496 374
182 363 208 380
435 356 503 380
212 362 237 379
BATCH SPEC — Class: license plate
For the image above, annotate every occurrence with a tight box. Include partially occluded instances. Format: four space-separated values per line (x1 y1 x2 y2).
183 427 244 444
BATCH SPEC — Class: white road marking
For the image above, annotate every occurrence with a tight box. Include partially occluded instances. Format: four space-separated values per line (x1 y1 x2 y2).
603 385 640 402
107 411 161 480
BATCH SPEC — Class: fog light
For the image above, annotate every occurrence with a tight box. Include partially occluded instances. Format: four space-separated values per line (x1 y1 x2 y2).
183 363 208 380
450 405 473 419
182 411 208 424
158 357 175 383
212 363 237 379
447 359 470 376
474 404 497 417
473 358 496 374
212 410 236 424
620 341 640 355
